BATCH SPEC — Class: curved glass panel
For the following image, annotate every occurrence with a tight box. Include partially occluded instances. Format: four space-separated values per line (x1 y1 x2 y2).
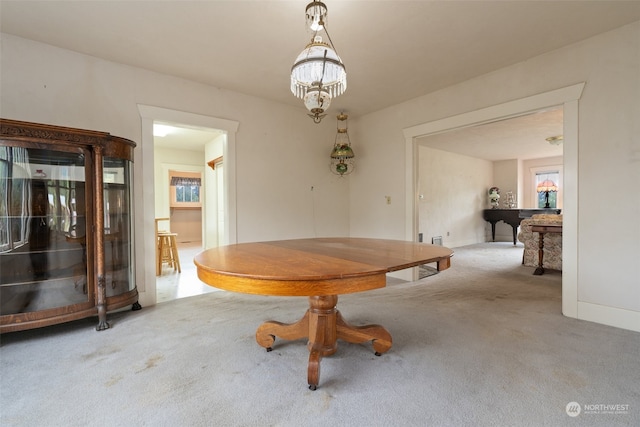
103 157 135 297
0 146 89 314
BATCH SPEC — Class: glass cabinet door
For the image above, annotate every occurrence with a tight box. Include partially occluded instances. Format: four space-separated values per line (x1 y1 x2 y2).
0 146 90 315
103 157 135 297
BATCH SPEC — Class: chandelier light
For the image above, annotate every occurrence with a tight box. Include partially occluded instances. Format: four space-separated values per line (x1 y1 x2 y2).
291 1 347 124
330 113 355 175
546 135 563 146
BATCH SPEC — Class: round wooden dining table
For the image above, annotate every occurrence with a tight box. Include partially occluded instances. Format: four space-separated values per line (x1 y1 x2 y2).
194 237 453 390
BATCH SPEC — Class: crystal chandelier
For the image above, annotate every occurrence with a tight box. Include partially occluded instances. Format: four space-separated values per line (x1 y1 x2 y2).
546 135 563 146
291 1 347 124
330 113 355 175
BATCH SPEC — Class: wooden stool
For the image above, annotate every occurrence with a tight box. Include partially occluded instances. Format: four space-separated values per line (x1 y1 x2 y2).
155 218 170 276
157 232 181 274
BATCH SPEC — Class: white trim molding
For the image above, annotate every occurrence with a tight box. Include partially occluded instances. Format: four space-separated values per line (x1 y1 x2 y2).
578 302 640 333
403 83 585 318
136 105 239 307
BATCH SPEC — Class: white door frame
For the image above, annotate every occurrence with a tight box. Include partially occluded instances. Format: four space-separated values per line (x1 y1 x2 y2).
403 83 584 319
136 105 239 307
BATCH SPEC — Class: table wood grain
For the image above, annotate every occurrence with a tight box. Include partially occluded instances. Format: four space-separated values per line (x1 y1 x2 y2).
194 237 453 390
194 237 453 296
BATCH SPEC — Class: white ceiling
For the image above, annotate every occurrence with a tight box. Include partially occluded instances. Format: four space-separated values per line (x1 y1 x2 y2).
418 107 563 161
2 1 638 158
153 122 224 152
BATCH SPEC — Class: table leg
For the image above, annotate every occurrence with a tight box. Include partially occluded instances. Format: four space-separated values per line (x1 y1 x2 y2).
534 232 545 275
255 311 309 350
306 295 338 390
336 311 392 356
255 295 392 390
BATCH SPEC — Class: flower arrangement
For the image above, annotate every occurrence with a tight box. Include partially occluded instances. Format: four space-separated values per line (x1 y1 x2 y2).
488 187 500 208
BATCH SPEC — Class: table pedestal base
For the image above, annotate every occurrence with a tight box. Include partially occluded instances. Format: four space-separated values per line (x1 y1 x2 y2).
255 295 392 390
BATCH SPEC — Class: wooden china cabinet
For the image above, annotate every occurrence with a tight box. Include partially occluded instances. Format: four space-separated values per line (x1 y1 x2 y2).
0 119 140 333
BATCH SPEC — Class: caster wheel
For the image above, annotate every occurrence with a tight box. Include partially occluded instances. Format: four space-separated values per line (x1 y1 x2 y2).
266 347 273 352
309 384 317 391
374 352 381 356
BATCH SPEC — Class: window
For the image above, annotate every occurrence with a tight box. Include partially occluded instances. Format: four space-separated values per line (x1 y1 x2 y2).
175 183 199 203
535 171 560 209
169 170 202 208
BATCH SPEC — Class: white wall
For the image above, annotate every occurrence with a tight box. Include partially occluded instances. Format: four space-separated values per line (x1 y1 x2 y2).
418 147 492 247
1 33 350 307
154 149 206 243
154 146 204 219
492 159 519 242
204 135 224 249
2 21 638 331
493 160 519 208
351 22 640 331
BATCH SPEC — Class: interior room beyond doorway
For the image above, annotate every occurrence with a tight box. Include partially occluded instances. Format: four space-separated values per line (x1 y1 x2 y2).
156 241 217 303
153 121 226 303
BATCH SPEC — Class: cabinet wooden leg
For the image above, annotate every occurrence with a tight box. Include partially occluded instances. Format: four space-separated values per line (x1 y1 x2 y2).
95 274 110 331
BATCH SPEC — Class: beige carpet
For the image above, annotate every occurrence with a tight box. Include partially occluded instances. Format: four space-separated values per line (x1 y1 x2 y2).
1 242 638 426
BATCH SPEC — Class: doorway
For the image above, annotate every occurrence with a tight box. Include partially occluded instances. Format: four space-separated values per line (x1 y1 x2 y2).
137 105 239 307
403 83 584 319
415 107 564 247
153 123 222 302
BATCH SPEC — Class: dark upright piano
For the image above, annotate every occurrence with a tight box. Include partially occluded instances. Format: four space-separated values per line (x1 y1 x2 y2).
482 208 562 245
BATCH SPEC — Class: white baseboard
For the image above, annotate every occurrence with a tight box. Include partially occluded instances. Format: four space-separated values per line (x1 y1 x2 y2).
577 302 640 333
